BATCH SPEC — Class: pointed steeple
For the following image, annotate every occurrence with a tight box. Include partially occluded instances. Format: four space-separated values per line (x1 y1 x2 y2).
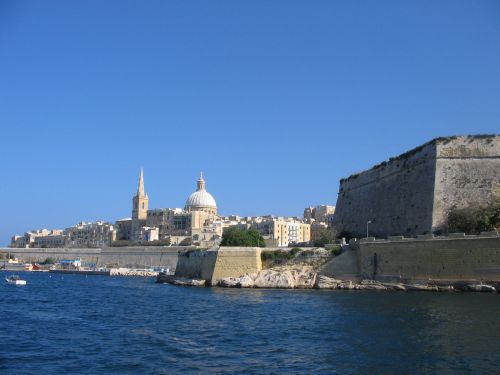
197 172 206 191
132 168 148 221
137 168 146 196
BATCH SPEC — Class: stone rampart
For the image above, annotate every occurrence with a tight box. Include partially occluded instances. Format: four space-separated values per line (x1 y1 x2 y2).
318 246 359 280
333 135 500 238
174 249 219 280
320 234 500 282
211 248 262 284
0 246 182 271
333 141 437 237
432 136 500 229
174 247 262 284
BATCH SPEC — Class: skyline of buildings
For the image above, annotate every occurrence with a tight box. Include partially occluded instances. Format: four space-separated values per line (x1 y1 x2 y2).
10 170 335 248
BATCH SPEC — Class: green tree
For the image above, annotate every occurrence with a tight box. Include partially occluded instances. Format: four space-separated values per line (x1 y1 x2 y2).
313 228 337 247
446 203 499 234
220 227 266 247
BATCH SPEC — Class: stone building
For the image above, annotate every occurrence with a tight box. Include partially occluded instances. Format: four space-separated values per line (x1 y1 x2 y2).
116 218 132 241
303 205 335 223
333 135 500 238
11 229 64 248
138 226 159 242
11 221 117 248
64 221 116 247
227 216 311 247
134 172 221 246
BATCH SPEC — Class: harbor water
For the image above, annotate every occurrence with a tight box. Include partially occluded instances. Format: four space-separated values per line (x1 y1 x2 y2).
0 272 499 374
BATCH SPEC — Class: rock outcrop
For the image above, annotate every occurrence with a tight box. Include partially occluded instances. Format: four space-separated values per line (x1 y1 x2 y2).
110 268 158 277
156 273 206 287
217 269 316 289
463 284 496 292
159 268 499 293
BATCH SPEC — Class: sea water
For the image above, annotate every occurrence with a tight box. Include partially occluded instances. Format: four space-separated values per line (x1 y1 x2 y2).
0 272 499 374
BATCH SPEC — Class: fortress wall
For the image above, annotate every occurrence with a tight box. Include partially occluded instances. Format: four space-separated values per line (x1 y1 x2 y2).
2 248 101 264
174 247 262 284
174 250 218 280
98 247 180 270
318 246 359 280
211 247 262 284
354 235 500 281
333 142 437 238
432 137 500 230
1 246 181 271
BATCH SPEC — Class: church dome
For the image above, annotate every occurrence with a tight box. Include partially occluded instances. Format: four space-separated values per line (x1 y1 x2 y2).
185 190 217 208
184 173 217 213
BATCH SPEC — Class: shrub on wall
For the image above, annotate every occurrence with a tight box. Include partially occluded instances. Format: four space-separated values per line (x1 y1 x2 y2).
446 203 499 234
261 250 295 263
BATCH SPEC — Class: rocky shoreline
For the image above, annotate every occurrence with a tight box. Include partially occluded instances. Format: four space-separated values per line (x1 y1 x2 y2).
110 268 159 277
156 270 499 292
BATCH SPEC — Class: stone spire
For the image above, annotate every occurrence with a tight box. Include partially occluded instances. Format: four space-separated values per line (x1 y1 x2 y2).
132 168 148 221
137 168 146 196
197 172 206 191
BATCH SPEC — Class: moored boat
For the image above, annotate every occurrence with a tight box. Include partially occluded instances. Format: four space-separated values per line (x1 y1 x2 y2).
5 275 27 285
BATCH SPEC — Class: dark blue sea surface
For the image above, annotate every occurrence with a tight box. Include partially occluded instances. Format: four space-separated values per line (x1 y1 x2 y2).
0 272 499 374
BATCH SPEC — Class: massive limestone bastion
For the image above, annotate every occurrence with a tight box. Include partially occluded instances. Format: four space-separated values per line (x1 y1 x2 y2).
333 135 500 238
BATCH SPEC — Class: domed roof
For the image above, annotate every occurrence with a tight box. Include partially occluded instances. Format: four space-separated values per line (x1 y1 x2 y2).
185 190 217 208
184 173 217 209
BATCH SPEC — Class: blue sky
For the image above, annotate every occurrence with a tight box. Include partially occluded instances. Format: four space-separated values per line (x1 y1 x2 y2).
1 0 499 245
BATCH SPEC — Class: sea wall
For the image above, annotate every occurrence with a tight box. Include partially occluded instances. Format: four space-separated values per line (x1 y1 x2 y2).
319 246 359 280
1 246 182 271
174 247 262 284
174 249 219 280
211 248 262 284
320 233 500 282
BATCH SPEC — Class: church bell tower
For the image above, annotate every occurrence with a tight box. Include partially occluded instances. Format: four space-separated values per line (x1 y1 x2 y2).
132 168 148 220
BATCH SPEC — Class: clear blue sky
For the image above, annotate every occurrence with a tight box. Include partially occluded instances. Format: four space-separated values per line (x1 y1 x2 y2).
1 0 499 245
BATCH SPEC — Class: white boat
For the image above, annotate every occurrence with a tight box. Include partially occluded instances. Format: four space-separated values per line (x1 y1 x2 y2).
5 275 27 285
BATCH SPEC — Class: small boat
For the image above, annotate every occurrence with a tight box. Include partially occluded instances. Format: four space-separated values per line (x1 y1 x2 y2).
5 275 27 285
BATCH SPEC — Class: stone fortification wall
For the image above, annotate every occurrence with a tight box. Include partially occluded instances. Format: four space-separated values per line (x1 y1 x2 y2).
1 246 182 271
432 136 500 230
321 234 500 281
318 246 359 280
98 247 180 270
174 247 262 284
210 248 262 284
2 247 101 263
174 250 219 280
333 135 500 238
333 141 437 238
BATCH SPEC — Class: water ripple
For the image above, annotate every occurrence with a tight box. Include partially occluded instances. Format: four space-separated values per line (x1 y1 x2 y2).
0 273 499 374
